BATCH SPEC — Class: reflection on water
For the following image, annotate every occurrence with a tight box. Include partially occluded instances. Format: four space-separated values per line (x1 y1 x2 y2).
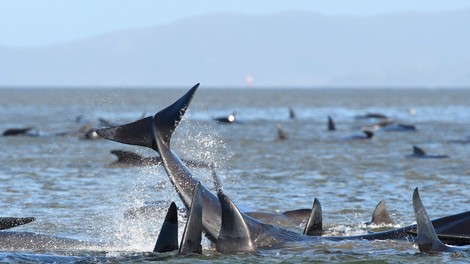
0 88 469 262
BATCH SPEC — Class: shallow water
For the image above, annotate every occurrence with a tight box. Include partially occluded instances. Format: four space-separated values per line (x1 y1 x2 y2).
0 87 469 262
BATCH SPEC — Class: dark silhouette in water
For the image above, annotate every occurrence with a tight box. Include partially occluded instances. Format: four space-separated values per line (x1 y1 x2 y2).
344 130 374 140
289 107 296 119
108 149 211 168
214 112 236 124
327 116 336 131
2 127 37 136
407 146 449 159
0 217 35 230
355 112 388 120
362 119 416 132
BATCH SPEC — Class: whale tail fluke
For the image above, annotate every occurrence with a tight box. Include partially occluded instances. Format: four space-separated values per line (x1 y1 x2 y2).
153 202 179 253
303 198 323 236
413 187 449 252
153 84 199 149
97 84 199 152
371 200 393 225
216 191 257 253
179 182 203 255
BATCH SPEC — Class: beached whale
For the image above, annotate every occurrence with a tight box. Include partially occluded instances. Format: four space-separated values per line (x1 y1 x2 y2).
362 119 416 132
108 149 211 168
2 127 38 136
96 84 470 251
0 217 35 230
406 145 449 159
213 112 236 124
343 130 374 140
0 216 97 251
0 215 96 251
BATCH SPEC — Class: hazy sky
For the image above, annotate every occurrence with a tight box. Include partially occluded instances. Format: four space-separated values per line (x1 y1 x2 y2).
1 0 470 47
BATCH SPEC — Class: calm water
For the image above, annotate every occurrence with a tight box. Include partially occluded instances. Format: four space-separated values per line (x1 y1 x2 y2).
1 87 470 263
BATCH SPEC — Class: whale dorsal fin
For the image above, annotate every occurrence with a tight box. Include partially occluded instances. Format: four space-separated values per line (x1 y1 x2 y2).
328 116 336 131
289 107 296 119
413 146 426 156
179 182 203 255
371 200 393 225
413 188 449 252
216 191 257 253
303 198 323 236
363 130 374 138
153 202 179 253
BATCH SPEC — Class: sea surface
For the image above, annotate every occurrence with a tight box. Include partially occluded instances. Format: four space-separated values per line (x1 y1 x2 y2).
0 87 469 263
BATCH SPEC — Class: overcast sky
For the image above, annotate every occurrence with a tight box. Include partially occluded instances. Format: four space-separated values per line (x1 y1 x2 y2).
1 0 470 47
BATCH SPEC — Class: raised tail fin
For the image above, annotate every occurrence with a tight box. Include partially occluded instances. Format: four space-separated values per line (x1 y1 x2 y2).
153 202 179 253
96 84 199 152
179 182 203 255
303 198 323 236
413 187 449 252
216 191 257 253
371 200 393 225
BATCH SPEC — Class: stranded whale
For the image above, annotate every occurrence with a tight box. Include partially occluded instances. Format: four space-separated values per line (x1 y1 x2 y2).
108 149 211 168
407 146 449 159
0 217 35 230
97 84 470 251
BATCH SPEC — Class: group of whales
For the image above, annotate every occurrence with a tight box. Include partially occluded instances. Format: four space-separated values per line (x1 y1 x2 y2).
1 84 468 254
95 84 470 254
273 110 454 158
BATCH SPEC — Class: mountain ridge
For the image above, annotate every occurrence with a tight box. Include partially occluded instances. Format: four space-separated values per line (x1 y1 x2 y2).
1 10 469 87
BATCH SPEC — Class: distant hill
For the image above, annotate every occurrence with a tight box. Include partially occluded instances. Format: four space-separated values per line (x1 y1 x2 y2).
1 10 470 87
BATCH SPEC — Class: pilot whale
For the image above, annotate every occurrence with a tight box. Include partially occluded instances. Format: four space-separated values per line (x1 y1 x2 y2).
0 217 96 251
0 217 95 251
108 149 211 168
2 127 38 136
0 217 35 230
97 84 470 250
406 146 449 159
0 231 96 251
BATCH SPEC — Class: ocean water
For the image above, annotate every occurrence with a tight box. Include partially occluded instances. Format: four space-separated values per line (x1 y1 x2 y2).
0 87 469 263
